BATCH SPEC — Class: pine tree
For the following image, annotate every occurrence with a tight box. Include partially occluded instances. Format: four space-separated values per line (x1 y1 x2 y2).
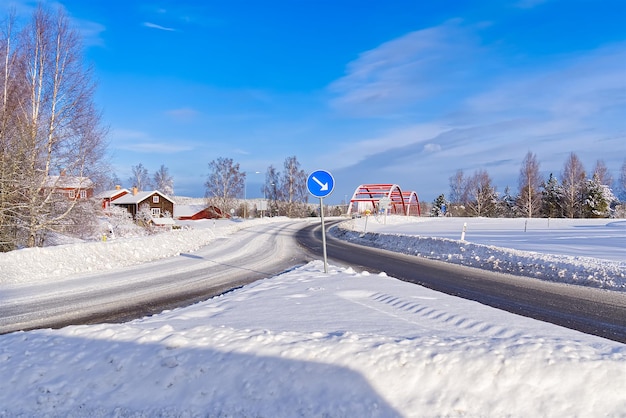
498 186 517 218
583 173 615 218
430 194 448 217
541 173 563 218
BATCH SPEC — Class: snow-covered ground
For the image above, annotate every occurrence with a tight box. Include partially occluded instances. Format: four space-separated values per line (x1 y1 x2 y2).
1 216 625 417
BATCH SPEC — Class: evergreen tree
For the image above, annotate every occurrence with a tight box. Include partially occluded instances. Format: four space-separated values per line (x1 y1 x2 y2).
430 194 448 217
582 173 615 218
541 173 564 218
498 186 517 218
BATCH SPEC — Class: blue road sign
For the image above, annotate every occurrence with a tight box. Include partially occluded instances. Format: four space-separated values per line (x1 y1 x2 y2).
307 170 335 198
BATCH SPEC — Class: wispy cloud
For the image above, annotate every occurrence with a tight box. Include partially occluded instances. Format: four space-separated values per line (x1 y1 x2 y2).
143 22 176 32
328 20 482 117
326 23 625 200
118 142 193 153
111 129 193 153
74 19 106 47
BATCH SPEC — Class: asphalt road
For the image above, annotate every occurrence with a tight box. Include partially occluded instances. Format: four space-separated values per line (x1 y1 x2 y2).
295 220 626 344
0 221 309 334
3 219 625 344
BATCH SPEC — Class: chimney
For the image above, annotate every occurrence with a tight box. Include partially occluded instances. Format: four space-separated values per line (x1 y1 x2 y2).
132 187 138 195
60 169 66 176
115 185 121 190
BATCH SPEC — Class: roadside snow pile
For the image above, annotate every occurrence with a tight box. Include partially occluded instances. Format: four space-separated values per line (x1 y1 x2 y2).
332 220 626 291
0 218 278 285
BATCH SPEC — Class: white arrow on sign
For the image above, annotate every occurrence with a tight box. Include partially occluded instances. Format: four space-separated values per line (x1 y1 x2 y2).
312 176 329 191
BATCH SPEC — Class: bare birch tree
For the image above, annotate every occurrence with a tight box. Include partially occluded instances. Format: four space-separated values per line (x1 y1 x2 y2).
153 164 174 195
465 169 497 217
263 165 280 217
0 5 107 248
592 159 613 188
517 151 542 218
279 156 307 217
129 163 152 191
205 157 244 217
561 152 586 218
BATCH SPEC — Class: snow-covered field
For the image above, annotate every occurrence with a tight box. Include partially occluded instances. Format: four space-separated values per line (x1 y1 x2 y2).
1 216 625 417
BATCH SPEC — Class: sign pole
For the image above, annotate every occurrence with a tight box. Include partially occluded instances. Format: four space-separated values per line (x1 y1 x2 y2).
319 197 328 273
306 169 335 274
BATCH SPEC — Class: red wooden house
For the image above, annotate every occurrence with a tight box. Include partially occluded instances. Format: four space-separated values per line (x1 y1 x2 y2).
96 186 131 210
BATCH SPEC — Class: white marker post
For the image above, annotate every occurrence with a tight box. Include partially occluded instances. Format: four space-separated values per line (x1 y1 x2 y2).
306 170 335 274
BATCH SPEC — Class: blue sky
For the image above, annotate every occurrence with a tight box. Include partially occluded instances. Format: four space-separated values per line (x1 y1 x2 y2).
3 0 625 204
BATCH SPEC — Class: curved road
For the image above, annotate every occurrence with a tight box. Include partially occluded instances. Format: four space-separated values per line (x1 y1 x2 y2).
295 220 626 344
3 219 626 344
0 221 309 334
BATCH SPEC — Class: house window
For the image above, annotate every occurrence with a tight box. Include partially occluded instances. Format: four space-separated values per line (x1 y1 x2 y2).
68 190 75 199
151 208 161 217
152 195 159 203
80 190 87 199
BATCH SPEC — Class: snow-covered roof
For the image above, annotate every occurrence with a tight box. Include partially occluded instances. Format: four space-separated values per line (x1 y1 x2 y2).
112 190 175 205
44 175 93 189
95 188 131 199
173 204 208 218
151 217 176 226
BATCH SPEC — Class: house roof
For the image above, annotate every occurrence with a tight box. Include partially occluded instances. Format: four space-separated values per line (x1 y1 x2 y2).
151 217 176 226
95 188 131 199
44 175 93 189
173 204 207 218
112 190 175 205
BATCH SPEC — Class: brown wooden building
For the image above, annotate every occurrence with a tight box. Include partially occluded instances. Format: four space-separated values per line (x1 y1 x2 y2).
112 188 175 219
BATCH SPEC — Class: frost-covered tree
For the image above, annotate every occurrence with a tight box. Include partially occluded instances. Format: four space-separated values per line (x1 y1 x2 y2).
128 163 152 192
592 160 613 189
517 152 542 218
153 164 174 196
279 156 308 218
448 169 467 205
263 165 281 217
498 186 517 218
0 5 107 249
430 194 448 217
583 173 616 218
465 169 498 217
205 157 244 217
541 173 564 218
561 153 586 218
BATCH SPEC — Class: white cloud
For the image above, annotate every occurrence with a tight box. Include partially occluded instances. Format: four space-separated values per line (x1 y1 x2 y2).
143 22 176 32
423 143 442 153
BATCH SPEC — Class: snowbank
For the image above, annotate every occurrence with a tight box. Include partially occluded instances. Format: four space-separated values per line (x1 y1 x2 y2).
332 217 626 291
0 218 280 285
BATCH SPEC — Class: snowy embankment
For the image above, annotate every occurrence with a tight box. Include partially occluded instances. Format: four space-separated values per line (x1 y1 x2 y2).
332 216 626 291
0 218 278 285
